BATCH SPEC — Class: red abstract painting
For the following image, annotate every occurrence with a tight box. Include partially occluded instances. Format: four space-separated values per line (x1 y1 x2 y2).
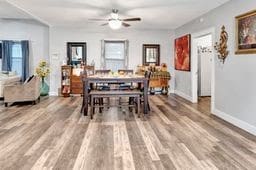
175 34 191 71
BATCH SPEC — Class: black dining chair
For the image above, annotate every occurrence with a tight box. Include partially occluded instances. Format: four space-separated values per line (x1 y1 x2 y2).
95 69 111 90
118 69 134 90
94 69 111 112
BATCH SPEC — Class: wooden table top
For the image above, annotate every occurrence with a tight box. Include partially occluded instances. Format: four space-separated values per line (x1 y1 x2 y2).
88 74 145 79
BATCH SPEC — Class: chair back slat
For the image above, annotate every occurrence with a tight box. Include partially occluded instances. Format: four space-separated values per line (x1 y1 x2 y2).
118 69 133 74
84 65 95 75
95 69 111 75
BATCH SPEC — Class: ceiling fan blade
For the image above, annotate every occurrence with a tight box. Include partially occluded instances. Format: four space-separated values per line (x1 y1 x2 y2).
100 23 109 26
121 17 141 21
122 22 130 27
88 18 109 21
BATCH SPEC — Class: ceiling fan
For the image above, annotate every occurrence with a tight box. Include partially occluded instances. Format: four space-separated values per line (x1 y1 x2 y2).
89 9 141 30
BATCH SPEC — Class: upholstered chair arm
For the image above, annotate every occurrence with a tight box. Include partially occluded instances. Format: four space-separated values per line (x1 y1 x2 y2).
3 76 40 103
3 84 26 102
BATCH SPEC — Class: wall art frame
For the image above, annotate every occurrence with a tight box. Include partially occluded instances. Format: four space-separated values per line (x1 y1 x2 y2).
175 34 191 71
235 10 256 54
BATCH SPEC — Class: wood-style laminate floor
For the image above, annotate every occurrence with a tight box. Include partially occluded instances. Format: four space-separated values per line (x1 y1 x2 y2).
0 95 256 170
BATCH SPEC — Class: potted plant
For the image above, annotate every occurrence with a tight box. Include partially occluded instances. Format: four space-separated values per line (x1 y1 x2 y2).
36 60 50 96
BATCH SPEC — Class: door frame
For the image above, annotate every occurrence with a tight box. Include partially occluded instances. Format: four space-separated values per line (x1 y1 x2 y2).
191 27 216 113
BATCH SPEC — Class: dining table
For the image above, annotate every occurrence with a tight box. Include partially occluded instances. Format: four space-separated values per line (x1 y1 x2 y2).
81 74 149 116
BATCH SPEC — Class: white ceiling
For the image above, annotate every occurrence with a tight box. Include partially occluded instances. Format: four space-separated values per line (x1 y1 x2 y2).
0 0 31 19
4 0 230 29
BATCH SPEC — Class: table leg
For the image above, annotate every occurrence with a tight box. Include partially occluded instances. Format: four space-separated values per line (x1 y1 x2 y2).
83 80 89 116
143 79 148 114
137 96 140 118
81 81 85 114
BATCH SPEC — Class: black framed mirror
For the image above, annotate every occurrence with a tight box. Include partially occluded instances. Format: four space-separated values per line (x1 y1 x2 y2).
143 44 160 66
67 42 87 65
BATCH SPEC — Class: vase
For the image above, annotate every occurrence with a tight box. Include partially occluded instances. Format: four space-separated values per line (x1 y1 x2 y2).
40 77 49 96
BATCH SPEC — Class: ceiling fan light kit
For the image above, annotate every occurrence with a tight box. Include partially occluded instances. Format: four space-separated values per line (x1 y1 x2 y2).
109 19 122 30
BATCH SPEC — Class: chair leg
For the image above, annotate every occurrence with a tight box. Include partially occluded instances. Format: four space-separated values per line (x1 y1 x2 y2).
4 103 8 107
129 97 133 112
99 98 103 113
118 97 121 109
93 98 96 116
136 97 140 118
135 100 138 114
88 95 91 105
91 97 95 119
80 97 85 113
107 98 110 109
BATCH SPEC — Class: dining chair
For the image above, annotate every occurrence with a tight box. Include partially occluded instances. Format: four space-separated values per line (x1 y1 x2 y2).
117 69 134 110
80 66 96 113
118 69 133 75
94 69 111 111
95 69 111 75
84 65 95 75
80 69 106 114
118 69 134 90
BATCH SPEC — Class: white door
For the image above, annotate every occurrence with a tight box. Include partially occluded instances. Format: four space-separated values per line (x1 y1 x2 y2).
199 47 212 96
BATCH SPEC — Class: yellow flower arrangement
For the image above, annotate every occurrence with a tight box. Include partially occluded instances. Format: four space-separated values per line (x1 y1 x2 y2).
36 60 50 78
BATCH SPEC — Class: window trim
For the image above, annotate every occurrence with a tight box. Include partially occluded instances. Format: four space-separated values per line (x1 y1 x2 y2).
101 39 129 70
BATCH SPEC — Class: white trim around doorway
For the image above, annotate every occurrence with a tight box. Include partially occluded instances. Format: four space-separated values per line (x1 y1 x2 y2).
191 27 216 113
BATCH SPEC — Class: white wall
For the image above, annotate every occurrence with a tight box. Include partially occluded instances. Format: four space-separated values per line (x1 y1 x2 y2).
0 20 49 75
174 0 256 133
49 27 175 95
196 35 212 48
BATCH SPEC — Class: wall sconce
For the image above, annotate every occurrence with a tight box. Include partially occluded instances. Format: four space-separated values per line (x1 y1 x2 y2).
214 25 229 63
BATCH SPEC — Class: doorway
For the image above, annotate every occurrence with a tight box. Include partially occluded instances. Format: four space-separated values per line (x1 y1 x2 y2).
191 28 215 112
197 35 212 97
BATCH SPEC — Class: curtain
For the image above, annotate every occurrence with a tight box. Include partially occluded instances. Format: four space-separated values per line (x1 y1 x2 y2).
124 40 129 69
21 40 29 82
2 41 13 72
101 40 105 69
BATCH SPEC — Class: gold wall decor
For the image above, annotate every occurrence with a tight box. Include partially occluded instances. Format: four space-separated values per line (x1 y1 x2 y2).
214 25 229 63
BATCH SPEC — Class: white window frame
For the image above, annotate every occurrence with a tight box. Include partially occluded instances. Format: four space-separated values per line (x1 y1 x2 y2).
101 39 129 70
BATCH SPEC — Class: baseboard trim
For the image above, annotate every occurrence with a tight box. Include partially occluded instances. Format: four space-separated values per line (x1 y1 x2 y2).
168 89 175 94
49 92 58 96
213 108 256 136
174 90 192 102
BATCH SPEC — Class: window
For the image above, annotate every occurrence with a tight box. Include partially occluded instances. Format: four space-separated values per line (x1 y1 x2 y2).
11 43 22 77
102 40 128 72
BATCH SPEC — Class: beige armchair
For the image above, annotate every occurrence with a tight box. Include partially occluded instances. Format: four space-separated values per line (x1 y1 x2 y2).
3 76 40 107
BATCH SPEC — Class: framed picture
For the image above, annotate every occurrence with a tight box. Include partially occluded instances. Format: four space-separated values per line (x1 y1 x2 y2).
235 10 256 54
175 34 190 71
67 42 87 65
143 44 160 66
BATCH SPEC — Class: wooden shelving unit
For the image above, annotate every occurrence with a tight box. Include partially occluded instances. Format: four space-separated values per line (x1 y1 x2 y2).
71 68 83 95
61 65 72 97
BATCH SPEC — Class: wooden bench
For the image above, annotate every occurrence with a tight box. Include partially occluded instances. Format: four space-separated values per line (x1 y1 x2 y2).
89 90 141 119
